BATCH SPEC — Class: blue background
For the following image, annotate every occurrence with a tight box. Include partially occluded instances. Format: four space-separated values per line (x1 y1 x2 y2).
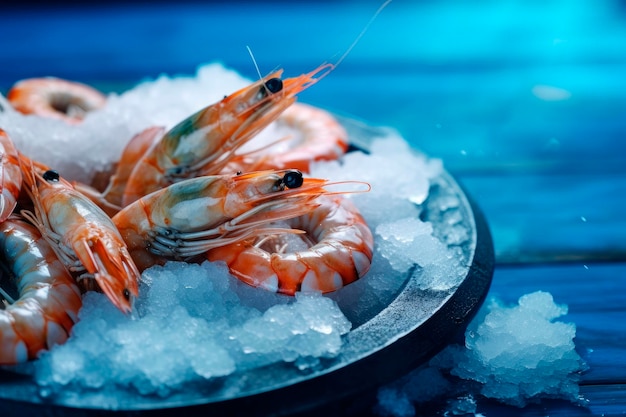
1 0 625 415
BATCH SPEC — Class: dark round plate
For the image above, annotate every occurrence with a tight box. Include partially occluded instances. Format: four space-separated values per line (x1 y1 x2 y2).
0 119 494 417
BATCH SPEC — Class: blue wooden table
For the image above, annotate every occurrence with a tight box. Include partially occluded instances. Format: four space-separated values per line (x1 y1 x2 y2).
1 0 625 415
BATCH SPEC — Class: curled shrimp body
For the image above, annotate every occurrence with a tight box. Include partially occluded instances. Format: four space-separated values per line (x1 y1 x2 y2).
19 156 140 314
0 129 22 222
207 195 374 296
0 216 82 365
231 103 349 173
121 64 333 207
112 169 353 272
7 77 106 124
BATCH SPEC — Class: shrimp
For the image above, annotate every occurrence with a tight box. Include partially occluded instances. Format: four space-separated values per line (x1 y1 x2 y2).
121 63 334 207
112 169 365 271
0 129 22 222
73 126 166 217
206 195 373 296
7 77 107 124
229 103 349 173
18 155 140 313
0 216 82 365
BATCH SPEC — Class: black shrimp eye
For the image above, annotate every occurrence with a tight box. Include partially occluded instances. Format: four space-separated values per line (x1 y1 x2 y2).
264 78 283 94
123 288 130 301
43 170 60 182
283 170 304 189
257 78 283 100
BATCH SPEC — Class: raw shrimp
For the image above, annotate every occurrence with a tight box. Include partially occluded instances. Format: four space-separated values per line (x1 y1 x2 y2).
7 77 106 124
0 216 82 365
73 126 166 216
18 155 140 313
112 169 366 271
229 103 349 173
207 195 374 296
0 129 22 222
121 63 333 207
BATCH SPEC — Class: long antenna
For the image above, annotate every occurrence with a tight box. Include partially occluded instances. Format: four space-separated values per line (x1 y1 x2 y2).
246 45 263 81
334 0 392 68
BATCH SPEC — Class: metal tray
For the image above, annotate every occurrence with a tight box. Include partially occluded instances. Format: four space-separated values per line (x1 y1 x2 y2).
0 119 494 417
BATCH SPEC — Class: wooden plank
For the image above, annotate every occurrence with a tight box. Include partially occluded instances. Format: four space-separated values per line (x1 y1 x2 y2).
457 174 626 263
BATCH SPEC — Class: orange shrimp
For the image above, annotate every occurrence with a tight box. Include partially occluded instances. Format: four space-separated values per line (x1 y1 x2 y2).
7 77 106 124
73 126 166 217
0 216 82 365
230 103 349 173
121 63 334 207
0 129 22 222
206 195 373 296
18 155 140 313
112 169 364 272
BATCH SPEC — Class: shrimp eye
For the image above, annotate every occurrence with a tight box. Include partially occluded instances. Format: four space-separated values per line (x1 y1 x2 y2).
43 170 60 182
265 78 283 94
257 78 283 100
123 288 130 301
283 170 304 189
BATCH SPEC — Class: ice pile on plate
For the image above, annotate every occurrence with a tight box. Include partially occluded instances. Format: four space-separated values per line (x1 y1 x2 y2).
310 135 468 292
35 261 351 397
376 291 586 416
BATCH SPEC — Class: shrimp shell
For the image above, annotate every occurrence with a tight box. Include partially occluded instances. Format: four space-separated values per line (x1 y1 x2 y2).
207 195 374 295
0 217 82 365
7 77 106 124
19 155 140 314
73 126 166 216
230 103 349 173
0 129 22 222
112 169 351 272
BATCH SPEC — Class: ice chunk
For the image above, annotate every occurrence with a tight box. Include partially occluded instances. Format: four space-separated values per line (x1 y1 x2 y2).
376 292 585 416
447 292 583 406
375 218 466 290
311 135 441 211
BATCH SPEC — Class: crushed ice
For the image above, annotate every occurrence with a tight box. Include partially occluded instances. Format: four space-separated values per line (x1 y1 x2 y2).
35 261 351 397
376 291 586 416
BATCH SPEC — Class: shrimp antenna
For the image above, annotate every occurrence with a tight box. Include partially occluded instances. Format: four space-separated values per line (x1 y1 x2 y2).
246 45 264 82
334 0 392 68
247 45 281 79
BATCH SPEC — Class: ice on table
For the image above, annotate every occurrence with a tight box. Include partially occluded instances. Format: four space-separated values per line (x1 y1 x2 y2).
376 291 586 416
